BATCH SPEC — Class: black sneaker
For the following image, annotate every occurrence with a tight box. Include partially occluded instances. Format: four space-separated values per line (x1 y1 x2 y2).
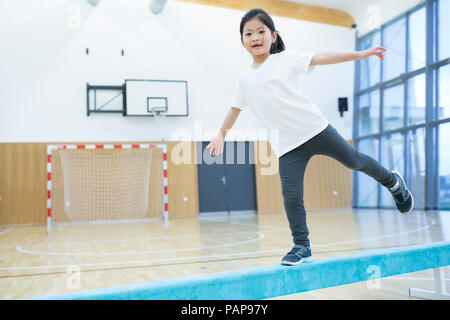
281 245 312 266
389 170 414 214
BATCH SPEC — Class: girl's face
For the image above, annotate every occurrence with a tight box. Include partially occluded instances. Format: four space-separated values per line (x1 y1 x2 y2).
241 18 277 57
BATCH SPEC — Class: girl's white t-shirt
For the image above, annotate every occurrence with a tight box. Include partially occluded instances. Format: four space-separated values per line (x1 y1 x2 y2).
230 50 329 158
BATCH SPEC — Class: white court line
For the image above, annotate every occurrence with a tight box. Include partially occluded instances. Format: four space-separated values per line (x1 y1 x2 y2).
0 230 257 250
0 228 11 236
384 276 450 282
17 216 435 256
229 218 437 249
2 249 449 278
15 231 265 256
2 214 440 272
0 248 284 271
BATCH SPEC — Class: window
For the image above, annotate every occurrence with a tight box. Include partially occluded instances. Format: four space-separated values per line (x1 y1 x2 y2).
438 64 450 119
407 73 426 125
356 139 379 207
382 17 406 81
407 128 426 209
438 0 450 60
355 1 450 210
408 7 426 71
358 90 380 136
380 133 404 208
439 123 450 209
359 31 381 90
383 83 404 131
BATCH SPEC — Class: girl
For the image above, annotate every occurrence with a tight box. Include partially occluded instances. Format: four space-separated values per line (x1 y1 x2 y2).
206 8 414 266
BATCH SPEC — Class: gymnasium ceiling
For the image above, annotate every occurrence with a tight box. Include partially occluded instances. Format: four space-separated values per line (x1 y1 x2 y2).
287 0 424 34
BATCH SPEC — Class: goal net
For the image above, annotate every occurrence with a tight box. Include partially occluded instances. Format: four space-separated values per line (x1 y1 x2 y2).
49 146 165 226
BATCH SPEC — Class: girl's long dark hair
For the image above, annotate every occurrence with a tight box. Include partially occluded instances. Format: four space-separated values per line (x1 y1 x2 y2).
239 8 285 54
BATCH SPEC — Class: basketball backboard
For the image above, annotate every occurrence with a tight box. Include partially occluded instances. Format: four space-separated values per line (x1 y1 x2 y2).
125 79 188 117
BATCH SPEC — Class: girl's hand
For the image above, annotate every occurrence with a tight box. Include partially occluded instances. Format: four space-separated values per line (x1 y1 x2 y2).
206 133 224 156
359 46 387 60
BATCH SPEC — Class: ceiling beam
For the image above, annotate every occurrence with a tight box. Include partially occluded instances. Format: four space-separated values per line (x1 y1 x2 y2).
176 0 355 28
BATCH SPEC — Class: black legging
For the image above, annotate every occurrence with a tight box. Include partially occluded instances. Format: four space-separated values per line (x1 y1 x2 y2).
278 124 396 246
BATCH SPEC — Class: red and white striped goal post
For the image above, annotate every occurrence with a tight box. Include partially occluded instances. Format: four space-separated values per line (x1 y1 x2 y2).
46 143 168 234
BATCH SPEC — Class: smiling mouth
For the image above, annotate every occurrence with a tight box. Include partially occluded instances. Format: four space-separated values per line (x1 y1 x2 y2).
252 44 262 48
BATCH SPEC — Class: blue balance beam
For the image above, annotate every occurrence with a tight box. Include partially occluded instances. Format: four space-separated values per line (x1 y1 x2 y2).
33 241 450 300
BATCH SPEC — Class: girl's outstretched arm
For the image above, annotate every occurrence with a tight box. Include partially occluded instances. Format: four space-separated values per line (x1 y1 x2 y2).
206 107 241 156
310 46 386 66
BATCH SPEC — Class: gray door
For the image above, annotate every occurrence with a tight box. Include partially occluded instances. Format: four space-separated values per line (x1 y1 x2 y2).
197 141 257 214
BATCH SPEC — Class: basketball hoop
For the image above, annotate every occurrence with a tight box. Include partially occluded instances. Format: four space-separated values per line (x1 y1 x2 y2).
151 106 167 141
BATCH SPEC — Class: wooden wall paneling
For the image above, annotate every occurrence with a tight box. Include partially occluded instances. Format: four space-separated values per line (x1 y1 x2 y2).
304 155 352 210
0 139 351 225
0 143 47 225
253 141 284 214
167 141 199 218
0 141 200 226
253 140 353 214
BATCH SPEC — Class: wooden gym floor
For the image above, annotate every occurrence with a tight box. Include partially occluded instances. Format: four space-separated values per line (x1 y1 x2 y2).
0 208 449 300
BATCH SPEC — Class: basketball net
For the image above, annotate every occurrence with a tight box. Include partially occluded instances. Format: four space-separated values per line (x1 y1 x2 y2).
151 108 167 141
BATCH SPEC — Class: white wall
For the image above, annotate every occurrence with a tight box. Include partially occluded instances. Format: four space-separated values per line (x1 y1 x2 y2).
0 0 355 143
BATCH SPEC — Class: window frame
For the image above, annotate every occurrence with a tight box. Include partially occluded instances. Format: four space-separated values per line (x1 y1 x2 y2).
353 0 450 210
